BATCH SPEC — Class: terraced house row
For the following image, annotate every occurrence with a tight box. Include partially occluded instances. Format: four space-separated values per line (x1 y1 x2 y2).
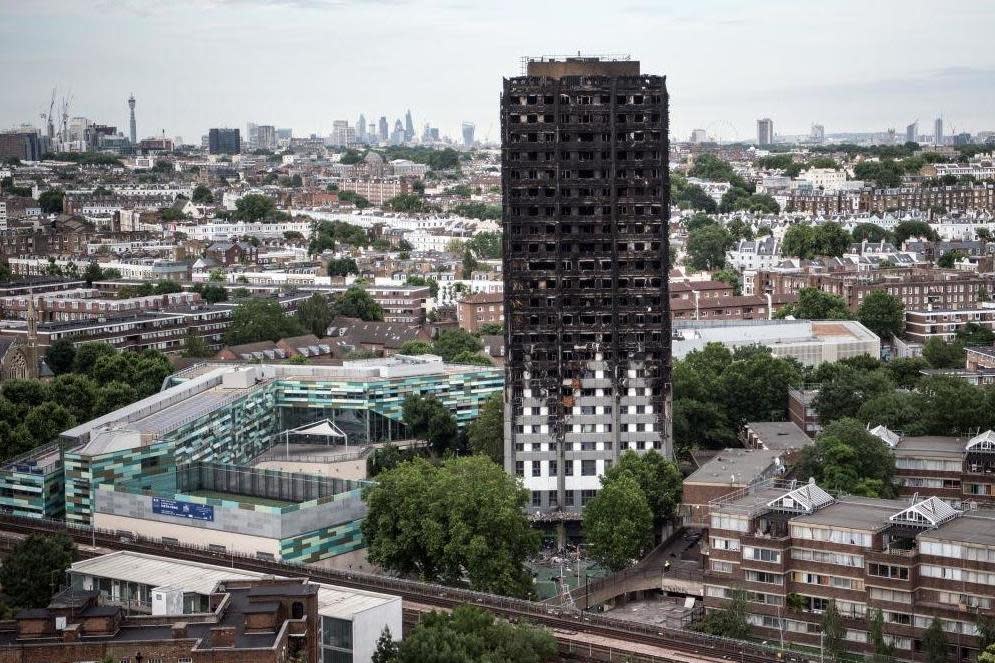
703 479 995 662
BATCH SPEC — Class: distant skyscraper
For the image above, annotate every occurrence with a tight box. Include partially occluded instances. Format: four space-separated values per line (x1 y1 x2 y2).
461 122 475 148
357 114 366 140
502 57 672 517
887 128 897 144
404 110 414 142
690 128 707 144
810 124 825 143
256 125 276 150
757 117 774 146
378 116 388 141
246 122 258 149
128 94 137 145
331 120 354 146
906 121 918 144
208 128 241 155
934 117 944 146
391 119 405 145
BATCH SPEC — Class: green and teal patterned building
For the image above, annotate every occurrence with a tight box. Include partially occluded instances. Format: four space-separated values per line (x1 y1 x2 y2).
1 356 502 564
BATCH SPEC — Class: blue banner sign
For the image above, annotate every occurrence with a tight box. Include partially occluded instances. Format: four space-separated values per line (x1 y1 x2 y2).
151 497 214 522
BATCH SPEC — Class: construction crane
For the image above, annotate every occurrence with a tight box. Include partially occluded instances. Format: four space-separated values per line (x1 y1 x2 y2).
60 92 72 143
45 89 56 139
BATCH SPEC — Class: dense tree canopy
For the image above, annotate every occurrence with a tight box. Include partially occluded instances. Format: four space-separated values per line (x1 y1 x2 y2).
775 288 851 320
401 394 459 455
465 393 503 464
223 299 304 345
432 329 482 362
857 291 904 339
390 606 556 663
601 450 681 535
362 456 540 596
233 194 278 221
893 220 939 245
781 222 851 259
295 293 334 337
0 534 74 609
332 286 383 321
583 475 654 572
794 418 897 497
685 224 733 271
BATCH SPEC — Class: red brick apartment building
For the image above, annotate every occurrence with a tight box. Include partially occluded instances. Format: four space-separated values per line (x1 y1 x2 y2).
0 578 318 663
456 291 503 332
859 184 995 214
756 268 995 313
870 427 995 506
704 480 995 661
905 306 995 343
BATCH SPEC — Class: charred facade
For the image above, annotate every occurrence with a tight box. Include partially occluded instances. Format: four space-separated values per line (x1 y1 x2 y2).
501 57 672 517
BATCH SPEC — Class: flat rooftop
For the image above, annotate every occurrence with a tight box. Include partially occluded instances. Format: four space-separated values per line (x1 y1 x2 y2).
745 422 812 451
894 435 966 458
922 512 995 548
685 449 782 487
791 496 910 532
70 551 399 619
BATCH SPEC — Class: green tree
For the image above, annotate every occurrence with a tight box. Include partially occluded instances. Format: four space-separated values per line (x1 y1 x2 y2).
395 606 555 663
583 475 653 572
402 394 459 455
694 589 750 638
38 189 65 214
48 373 100 422
851 222 893 244
858 290 904 339
191 184 214 203
821 599 846 661
712 268 741 295
602 450 682 536
181 330 214 358
794 418 897 497
884 356 930 389
893 220 939 245
955 322 995 347
686 224 733 271
333 286 383 321
404 274 439 298
326 257 359 277
854 160 905 188
371 626 399 663
95 381 139 416
980 644 995 663
977 228 994 243
776 287 851 320
450 350 492 366
362 456 540 596
82 261 104 286
937 250 968 268
432 329 482 362
719 351 802 425
295 293 334 337
464 232 502 260
672 398 736 455
857 391 927 434
72 342 116 374
223 299 304 345
922 337 966 369
160 207 185 221
813 365 895 423
398 340 434 355
0 533 74 608
868 608 896 663
45 339 77 375
922 616 949 663
234 194 277 221
466 393 503 464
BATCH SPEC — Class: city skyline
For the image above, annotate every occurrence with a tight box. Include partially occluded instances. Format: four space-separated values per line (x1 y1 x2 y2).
2 0 995 144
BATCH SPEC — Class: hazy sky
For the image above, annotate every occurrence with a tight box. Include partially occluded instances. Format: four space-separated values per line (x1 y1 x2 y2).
2 0 995 144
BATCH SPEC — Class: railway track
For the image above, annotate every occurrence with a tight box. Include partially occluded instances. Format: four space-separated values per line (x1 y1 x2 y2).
0 515 798 663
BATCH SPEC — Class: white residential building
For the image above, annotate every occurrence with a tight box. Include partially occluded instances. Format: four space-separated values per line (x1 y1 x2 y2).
725 235 782 272
797 168 847 192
